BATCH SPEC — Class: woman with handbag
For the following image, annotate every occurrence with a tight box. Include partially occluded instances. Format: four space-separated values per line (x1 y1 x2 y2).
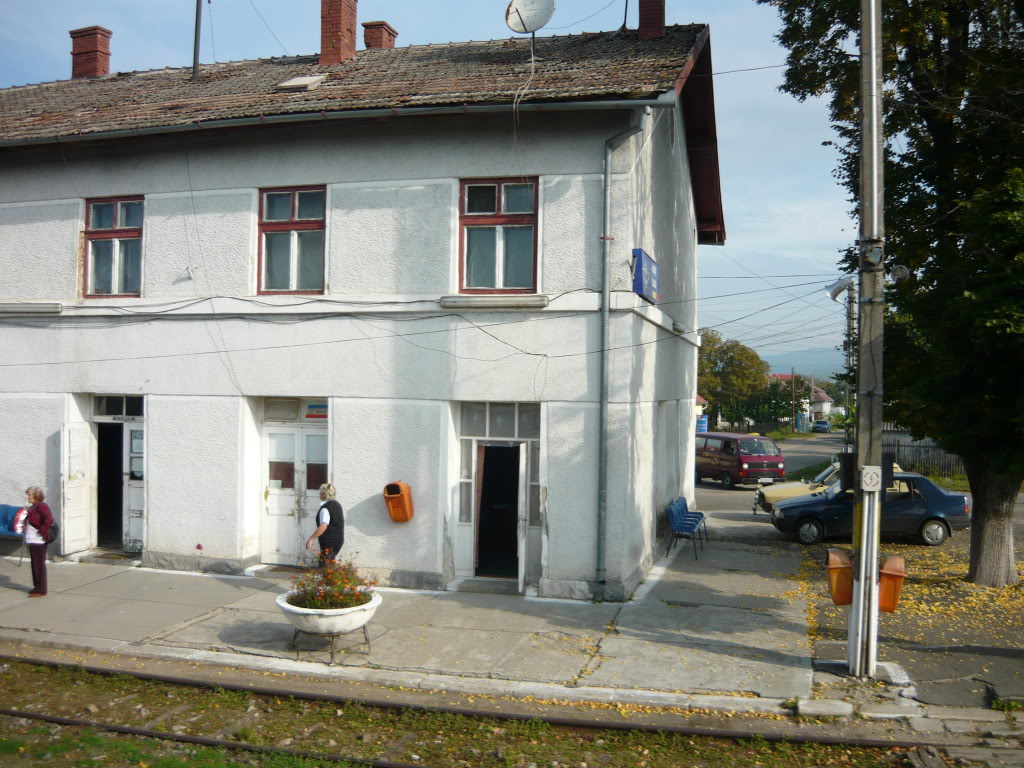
24 486 54 598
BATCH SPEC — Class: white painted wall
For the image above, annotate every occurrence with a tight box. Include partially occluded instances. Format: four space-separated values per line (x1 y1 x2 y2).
144 395 246 570
0 393 64 514
329 398 446 588
0 201 81 300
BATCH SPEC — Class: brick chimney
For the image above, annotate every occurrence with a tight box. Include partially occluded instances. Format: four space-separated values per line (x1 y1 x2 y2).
638 0 666 40
69 26 112 79
363 21 398 50
320 0 357 66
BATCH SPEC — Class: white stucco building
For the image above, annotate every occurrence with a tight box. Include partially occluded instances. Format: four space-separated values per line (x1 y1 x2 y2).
0 0 724 600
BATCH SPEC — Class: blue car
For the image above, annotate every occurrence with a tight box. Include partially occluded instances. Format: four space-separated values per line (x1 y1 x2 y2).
811 420 832 433
770 472 970 546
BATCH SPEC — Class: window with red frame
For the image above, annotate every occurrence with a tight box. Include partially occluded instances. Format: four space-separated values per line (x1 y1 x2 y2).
84 197 144 296
259 187 326 293
460 178 538 292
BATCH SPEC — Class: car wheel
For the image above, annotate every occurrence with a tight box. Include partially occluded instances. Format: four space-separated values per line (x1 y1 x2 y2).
920 519 949 546
797 518 824 545
720 472 734 489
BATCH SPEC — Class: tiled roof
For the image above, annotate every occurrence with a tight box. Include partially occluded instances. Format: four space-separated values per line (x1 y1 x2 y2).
0 25 705 144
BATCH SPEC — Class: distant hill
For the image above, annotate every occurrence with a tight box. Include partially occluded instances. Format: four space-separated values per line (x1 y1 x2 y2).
761 347 844 378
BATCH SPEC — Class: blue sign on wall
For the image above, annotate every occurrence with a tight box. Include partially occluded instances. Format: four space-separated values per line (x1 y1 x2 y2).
696 414 708 433
631 249 660 304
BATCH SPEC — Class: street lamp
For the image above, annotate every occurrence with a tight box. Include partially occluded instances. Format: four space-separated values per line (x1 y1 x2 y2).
825 277 856 454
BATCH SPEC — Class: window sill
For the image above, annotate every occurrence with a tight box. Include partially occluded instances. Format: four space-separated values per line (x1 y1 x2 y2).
440 295 549 309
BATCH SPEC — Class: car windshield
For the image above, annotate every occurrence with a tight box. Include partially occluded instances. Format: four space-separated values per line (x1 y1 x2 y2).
824 482 851 500
813 464 839 484
737 438 780 456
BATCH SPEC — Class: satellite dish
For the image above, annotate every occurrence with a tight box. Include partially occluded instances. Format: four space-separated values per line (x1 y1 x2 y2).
505 0 556 34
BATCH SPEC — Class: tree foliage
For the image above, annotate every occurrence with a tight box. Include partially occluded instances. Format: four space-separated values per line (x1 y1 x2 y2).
757 0 1024 585
697 329 770 426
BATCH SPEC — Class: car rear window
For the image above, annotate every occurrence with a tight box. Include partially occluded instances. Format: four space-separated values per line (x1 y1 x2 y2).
737 438 780 456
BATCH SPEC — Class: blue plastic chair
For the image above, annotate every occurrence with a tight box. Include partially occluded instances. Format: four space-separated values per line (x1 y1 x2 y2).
665 497 707 559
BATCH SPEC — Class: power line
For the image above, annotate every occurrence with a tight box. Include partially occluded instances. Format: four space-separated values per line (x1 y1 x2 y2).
247 0 288 56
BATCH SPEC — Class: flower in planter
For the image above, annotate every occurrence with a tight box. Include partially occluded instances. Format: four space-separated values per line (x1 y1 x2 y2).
286 554 377 610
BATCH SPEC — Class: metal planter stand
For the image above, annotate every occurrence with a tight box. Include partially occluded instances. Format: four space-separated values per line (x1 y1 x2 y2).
289 623 371 666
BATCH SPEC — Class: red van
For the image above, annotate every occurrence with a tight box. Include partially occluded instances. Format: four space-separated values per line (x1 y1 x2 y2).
695 432 785 489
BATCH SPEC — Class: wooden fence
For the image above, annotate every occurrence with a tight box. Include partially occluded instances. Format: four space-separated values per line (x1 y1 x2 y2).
882 442 965 477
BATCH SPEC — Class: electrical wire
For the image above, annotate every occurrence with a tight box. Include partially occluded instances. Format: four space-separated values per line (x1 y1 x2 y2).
247 0 289 56
207 0 217 64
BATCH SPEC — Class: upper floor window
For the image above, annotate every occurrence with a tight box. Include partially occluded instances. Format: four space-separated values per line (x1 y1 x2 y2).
460 178 537 293
85 196 144 296
259 186 326 294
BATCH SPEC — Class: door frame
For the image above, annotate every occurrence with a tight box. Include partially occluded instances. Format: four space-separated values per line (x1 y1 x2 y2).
470 438 529 587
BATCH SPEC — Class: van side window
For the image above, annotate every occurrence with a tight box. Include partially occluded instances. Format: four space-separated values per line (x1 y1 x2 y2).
704 438 722 451
695 438 706 451
722 441 736 456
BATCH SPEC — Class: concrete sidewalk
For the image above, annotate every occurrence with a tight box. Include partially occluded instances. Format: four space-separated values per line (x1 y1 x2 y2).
0 533 809 713
1 522 1022 765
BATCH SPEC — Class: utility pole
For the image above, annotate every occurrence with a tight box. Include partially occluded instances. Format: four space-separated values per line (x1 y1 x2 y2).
845 284 856 452
849 0 886 680
791 367 796 432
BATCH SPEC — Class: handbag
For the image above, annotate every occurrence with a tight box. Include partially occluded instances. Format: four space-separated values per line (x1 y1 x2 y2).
45 521 59 545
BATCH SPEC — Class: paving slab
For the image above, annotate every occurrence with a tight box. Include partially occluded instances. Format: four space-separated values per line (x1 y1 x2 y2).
925 705 1008 722
66 569 278 608
798 699 853 717
615 602 809 653
586 635 812 699
0 558 134 597
0 592 214 642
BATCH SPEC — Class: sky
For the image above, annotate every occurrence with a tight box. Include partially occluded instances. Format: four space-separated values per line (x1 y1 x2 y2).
0 0 855 377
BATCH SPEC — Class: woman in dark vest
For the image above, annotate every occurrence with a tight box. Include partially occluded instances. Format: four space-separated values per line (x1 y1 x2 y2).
305 482 344 567
24 486 54 597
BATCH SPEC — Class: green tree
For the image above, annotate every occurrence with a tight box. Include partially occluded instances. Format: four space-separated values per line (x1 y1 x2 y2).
745 378 794 424
698 329 771 428
757 0 1024 586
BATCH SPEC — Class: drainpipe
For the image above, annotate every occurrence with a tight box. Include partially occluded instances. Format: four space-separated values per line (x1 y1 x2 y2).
596 106 650 601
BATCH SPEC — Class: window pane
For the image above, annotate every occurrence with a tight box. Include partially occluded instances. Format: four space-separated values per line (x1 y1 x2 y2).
529 443 539 482
459 481 473 523
529 485 541 526
297 190 325 220
125 396 144 416
130 430 144 454
503 183 534 213
465 227 496 288
119 238 142 294
90 203 114 229
306 463 328 490
129 456 144 481
269 461 295 489
460 439 473 480
296 230 324 290
264 193 292 221
91 240 114 294
489 403 516 437
461 403 487 437
518 404 540 439
305 434 328 463
503 227 534 288
97 395 124 416
466 185 497 214
120 201 144 228
264 232 292 290
265 398 300 421
269 433 296 461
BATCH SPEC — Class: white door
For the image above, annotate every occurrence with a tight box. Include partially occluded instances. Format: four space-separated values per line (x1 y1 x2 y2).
516 441 528 593
261 427 328 565
123 425 145 552
61 423 95 555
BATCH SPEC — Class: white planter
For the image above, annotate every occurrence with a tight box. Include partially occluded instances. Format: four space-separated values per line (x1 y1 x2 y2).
275 590 382 635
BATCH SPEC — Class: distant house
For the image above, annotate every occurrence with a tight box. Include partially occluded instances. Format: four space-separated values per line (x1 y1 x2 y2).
0 0 724 601
769 374 834 422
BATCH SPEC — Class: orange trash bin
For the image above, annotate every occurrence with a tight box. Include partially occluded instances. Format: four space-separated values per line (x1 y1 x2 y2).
384 482 414 523
879 555 906 612
825 548 853 606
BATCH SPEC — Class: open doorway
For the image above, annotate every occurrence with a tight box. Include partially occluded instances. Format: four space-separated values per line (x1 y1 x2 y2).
475 445 520 578
96 423 123 547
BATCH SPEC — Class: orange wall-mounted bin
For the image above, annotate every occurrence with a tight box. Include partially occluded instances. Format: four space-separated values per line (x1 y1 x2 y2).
825 548 853 606
384 482 414 523
879 555 906 613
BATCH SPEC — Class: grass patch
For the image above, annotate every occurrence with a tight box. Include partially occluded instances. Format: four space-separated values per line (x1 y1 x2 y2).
0 662 919 768
785 459 832 482
927 474 970 493
992 698 1024 712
